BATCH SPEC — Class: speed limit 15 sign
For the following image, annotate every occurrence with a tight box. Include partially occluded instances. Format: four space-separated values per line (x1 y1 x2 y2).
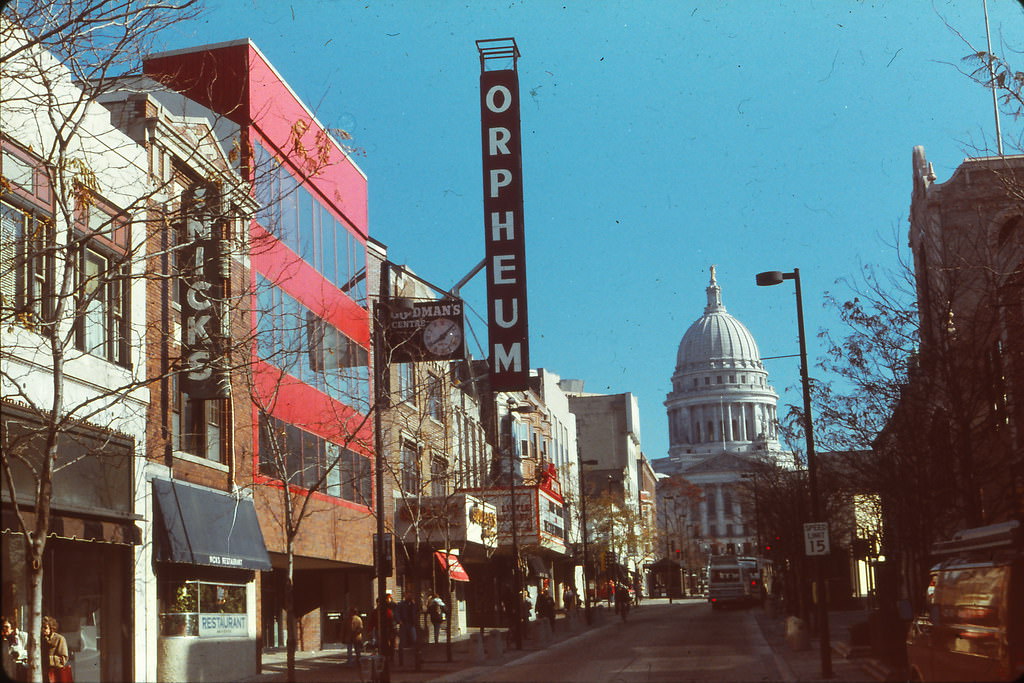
803 522 830 556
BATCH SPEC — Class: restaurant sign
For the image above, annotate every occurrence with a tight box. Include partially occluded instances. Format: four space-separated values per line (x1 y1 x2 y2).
180 183 229 398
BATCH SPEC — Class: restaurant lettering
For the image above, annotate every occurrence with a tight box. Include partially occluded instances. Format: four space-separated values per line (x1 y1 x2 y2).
180 183 229 399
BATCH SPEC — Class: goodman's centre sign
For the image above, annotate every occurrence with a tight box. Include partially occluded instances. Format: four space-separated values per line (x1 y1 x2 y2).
478 38 529 392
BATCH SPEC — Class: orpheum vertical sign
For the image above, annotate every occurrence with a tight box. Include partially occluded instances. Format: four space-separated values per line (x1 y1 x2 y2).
480 58 530 391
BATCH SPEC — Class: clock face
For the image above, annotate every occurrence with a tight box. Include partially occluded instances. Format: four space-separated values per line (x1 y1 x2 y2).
422 317 463 356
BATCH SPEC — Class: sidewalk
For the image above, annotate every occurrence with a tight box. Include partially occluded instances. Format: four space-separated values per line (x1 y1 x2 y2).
239 607 613 683
753 607 900 682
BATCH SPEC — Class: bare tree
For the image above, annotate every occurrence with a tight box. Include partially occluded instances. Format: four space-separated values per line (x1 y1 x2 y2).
0 5 218 681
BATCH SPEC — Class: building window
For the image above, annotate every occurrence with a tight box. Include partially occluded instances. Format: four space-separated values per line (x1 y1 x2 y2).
401 440 420 494
173 375 223 463
704 377 710 385
258 413 370 503
1 201 53 328
74 197 130 366
257 276 370 409
430 456 447 497
426 374 443 421
253 141 367 305
159 579 246 637
397 363 415 403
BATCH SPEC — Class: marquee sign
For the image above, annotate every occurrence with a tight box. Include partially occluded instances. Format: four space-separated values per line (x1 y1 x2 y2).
180 183 228 399
479 43 530 391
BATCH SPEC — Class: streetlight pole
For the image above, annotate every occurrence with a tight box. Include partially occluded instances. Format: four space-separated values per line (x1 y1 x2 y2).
506 397 524 650
756 268 833 679
578 453 598 624
373 261 392 683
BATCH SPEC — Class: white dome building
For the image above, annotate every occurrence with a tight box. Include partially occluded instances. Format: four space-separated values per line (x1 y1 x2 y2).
666 266 781 468
655 266 786 559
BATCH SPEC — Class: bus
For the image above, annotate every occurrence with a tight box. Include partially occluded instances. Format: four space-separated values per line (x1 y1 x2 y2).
707 555 761 609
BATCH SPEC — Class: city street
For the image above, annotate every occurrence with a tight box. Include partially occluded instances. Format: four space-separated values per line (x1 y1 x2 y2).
246 599 874 683
452 600 783 683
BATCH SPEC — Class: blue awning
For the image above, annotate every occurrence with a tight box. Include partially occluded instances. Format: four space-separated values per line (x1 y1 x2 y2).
153 478 271 571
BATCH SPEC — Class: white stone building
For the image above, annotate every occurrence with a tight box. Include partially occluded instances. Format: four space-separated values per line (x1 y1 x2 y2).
655 267 789 557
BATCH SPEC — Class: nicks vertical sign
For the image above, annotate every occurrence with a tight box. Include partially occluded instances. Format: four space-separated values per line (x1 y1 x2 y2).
480 64 529 391
180 183 229 399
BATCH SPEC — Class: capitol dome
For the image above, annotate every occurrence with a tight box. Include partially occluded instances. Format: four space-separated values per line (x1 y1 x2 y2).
675 267 763 372
664 266 780 461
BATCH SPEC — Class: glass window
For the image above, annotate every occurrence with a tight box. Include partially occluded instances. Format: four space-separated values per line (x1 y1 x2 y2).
299 187 314 261
76 245 129 365
431 457 447 497
401 441 419 494
1 201 53 328
427 375 443 421
174 375 224 463
257 413 368 505
2 149 34 189
159 580 247 637
397 363 415 403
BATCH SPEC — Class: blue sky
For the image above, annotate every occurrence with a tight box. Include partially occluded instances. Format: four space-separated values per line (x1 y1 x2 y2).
165 0 1022 462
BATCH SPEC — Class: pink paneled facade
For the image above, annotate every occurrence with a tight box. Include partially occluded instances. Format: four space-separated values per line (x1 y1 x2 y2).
145 41 376 656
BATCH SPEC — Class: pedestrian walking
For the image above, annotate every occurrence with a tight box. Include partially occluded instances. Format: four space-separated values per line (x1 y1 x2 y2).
614 583 630 622
41 616 70 683
346 608 363 664
562 585 576 613
520 591 533 633
396 593 418 665
537 588 555 631
367 595 397 663
426 593 446 644
2 616 26 682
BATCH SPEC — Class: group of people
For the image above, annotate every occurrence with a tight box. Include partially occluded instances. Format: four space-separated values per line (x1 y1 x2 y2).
2 615 71 682
341 591 448 666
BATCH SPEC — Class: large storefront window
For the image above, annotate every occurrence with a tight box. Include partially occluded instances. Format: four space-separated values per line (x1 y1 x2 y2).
159 579 247 637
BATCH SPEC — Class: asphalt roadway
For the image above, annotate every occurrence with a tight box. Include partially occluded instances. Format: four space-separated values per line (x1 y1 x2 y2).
239 598 887 683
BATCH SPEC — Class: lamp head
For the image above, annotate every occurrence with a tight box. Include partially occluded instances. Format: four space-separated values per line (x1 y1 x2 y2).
755 271 785 286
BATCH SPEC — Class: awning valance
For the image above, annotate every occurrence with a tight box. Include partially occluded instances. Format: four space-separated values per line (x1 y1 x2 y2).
152 478 271 571
527 555 549 578
434 551 470 582
1 507 139 546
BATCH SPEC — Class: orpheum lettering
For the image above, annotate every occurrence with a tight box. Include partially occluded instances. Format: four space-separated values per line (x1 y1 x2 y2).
480 67 529 391
180 183 229 399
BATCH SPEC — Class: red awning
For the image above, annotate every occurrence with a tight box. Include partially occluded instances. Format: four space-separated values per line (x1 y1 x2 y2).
434 551 470 582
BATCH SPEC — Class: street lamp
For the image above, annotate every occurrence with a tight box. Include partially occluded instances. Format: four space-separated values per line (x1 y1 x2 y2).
756 268 833 679
578 454 598 624
506 397 533 650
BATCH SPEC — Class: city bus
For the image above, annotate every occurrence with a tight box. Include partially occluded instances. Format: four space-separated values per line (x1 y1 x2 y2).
707 555 760 609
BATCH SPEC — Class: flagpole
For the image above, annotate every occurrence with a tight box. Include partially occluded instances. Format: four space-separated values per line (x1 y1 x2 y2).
984 0 1004 156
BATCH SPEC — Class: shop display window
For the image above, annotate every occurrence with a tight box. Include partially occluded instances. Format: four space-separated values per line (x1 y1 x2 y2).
159 579 246 637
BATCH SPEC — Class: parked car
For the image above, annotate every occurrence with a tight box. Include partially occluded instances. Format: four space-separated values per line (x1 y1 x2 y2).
906 520 1023 682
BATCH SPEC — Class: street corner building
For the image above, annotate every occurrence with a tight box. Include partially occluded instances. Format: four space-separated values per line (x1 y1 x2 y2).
1 26 374 682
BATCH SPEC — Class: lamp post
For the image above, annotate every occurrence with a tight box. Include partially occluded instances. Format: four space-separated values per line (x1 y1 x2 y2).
578 454 598 624
506 397 533 650
756 268 833 679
